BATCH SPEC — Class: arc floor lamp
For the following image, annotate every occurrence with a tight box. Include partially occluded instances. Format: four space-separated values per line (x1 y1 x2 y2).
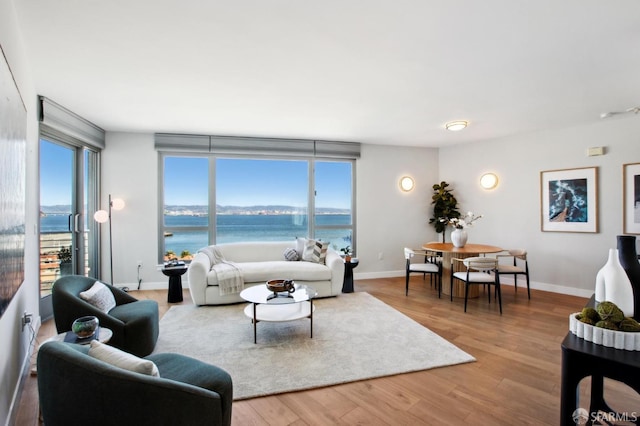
94 194 125 284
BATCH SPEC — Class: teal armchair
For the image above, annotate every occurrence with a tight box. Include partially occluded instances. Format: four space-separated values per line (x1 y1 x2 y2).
52 275 159 357
37 341 233 426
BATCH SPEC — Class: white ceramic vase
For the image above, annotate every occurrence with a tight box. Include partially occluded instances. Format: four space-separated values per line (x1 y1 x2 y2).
595 248 635 317
451 228 468 248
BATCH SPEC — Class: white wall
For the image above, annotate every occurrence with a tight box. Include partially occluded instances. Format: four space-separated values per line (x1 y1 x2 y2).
102 136 442 288
100 132 165 289
439 118 640 297
356 144 440 277
0 0 40 423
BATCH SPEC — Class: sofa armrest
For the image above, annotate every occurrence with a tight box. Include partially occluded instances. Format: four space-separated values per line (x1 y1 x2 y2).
187 252 211 306
326 249 345 295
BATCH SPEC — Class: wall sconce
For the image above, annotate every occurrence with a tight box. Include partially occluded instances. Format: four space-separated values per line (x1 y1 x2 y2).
94 194 125 284
399 176 415 192
480 173 499 190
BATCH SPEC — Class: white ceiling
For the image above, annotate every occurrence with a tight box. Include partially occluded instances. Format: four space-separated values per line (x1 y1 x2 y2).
14 0 640 147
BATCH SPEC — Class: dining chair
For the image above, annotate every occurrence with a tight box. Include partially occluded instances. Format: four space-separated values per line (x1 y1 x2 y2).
496 249 530 299
404 248 441 297
451 257 502 314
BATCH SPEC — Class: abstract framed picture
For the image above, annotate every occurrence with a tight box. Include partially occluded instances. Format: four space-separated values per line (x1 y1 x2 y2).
0 45 27 318
623 162 640 235
540 167 598 233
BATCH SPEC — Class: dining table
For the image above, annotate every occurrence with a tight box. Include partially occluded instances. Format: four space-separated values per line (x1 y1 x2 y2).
423 242 503 298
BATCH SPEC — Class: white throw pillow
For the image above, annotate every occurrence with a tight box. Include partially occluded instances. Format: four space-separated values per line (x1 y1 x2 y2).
295 237 306 259
283 247 299 261
88 340 160 377
79 281 116 313
302 239 328 264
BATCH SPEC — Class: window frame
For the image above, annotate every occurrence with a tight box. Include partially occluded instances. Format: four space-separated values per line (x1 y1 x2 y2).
158 152 356 263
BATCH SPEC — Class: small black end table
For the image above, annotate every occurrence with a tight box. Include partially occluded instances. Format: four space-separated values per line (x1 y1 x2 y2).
162 265 188 303
342 258 359 293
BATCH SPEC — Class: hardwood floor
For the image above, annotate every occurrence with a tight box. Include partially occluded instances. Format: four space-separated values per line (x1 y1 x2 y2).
15 277 640 425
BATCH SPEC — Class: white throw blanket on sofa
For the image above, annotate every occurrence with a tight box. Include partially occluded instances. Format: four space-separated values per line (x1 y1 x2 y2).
198 246 244 295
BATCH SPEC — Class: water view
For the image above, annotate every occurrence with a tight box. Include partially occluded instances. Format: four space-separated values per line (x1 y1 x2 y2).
41 212 353 258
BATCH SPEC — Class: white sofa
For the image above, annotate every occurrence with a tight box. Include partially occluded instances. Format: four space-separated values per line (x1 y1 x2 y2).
187 240 345 305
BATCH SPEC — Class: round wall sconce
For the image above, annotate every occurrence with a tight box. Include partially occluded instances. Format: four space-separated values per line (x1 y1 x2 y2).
445 120 468 131
399 176 415 192
480 173 499 190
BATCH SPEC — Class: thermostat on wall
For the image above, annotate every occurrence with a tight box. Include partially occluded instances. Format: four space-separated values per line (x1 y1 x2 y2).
587 146 605 156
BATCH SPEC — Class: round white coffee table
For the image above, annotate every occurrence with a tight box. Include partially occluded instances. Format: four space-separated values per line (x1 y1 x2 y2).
240 283 317 344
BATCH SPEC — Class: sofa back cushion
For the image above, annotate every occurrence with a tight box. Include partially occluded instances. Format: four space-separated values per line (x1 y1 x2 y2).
214 241 296 263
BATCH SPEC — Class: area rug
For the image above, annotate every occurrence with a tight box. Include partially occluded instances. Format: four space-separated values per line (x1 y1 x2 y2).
153 292 475 400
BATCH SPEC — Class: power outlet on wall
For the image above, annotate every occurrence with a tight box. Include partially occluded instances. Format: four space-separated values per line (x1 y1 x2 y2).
21 312 32 332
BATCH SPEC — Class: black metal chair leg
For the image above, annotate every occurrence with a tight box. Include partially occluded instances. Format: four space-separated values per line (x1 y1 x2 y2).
405 271 409 296
450 268 454 302
464 283 469 312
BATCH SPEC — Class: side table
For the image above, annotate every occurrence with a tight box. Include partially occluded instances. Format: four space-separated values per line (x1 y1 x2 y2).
48 327 113 345
342 258 359 293
162 265 188 303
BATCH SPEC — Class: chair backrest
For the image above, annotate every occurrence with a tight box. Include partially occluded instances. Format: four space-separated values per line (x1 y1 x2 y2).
404 248 414 260
508 249 527 259
463 257 498 272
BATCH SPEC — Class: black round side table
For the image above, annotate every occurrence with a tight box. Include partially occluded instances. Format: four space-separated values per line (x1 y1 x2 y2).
342 258 359 293
162 265 188 303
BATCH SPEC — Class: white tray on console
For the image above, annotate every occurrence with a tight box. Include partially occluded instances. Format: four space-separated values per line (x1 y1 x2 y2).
569 313 640 351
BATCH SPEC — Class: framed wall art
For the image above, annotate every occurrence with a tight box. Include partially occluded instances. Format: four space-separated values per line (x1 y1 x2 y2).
0 45 27 318
623 162 640 235
540 167 598 233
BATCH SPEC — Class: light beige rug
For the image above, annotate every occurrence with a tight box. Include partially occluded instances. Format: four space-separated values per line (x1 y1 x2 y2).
153 292 475 400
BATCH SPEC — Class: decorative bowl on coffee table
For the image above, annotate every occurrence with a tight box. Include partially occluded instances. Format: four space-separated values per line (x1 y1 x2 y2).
266 279 295 294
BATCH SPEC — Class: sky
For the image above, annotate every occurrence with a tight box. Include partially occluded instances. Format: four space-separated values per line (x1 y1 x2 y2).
165 157 352 209
40 140 73 205
40 140 352 209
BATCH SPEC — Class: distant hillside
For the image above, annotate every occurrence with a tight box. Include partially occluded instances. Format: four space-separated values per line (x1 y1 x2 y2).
41 204 350 215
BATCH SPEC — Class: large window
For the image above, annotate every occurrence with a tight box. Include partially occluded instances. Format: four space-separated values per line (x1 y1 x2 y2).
161 155 355 260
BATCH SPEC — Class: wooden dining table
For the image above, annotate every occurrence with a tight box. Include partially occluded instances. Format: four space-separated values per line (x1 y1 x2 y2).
423 242 503 298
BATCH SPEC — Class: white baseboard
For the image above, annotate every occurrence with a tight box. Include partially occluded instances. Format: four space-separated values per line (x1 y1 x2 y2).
116 281 170 291
120 272 594 299
353 271 594 298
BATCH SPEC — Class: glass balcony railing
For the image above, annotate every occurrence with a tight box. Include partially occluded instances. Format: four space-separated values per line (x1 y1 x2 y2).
39 231 89 297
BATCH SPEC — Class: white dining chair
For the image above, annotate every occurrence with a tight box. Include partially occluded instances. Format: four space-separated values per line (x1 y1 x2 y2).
451 257 502 314
404 248 441 298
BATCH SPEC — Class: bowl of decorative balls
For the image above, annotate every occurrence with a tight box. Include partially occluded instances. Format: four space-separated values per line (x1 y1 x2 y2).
570 301 640 351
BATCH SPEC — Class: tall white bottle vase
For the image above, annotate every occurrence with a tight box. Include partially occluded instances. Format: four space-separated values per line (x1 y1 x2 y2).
597 248 635 317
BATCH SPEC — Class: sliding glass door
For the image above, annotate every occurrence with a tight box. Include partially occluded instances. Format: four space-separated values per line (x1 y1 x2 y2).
39 139 100 319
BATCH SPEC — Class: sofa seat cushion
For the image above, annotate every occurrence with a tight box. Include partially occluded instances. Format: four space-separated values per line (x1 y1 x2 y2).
206 260 331 286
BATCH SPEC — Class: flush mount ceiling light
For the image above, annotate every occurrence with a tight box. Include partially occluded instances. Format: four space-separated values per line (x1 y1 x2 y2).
480 173 499 190
399 176 415 192
445 120 468 131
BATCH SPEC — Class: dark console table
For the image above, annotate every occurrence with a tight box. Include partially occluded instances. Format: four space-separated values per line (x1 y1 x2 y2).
560 296 640 425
